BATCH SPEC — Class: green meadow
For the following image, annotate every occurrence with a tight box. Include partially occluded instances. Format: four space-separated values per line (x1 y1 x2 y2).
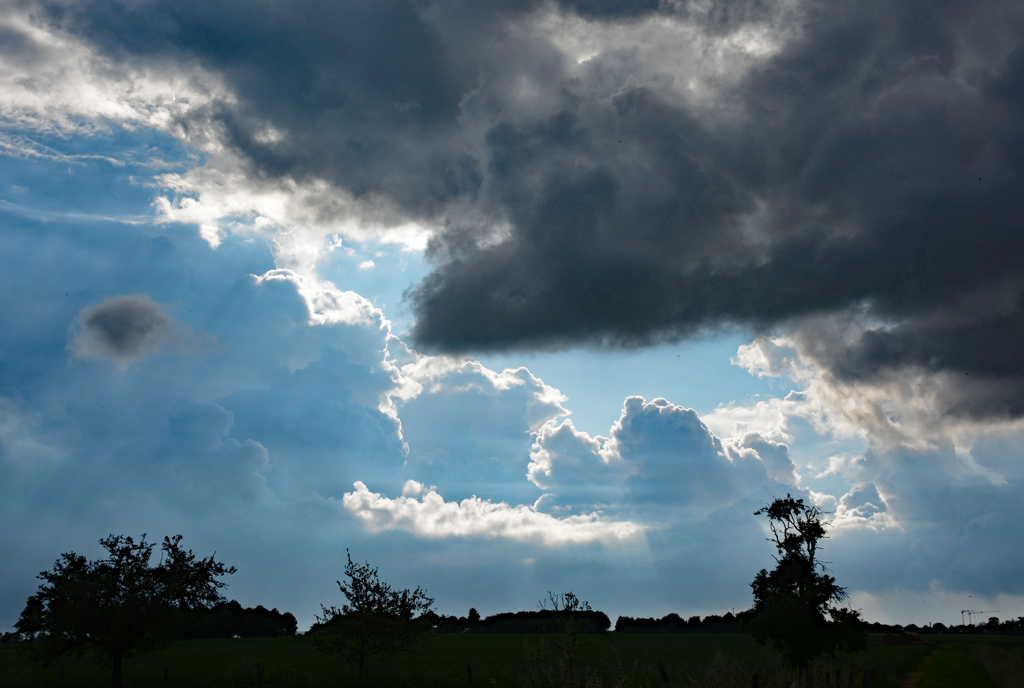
2 634 1021 688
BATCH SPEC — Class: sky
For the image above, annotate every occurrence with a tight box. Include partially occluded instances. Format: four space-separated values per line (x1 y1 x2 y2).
2 0 1024 633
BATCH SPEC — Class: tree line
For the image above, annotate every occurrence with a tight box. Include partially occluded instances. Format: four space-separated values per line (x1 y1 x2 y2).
8 496 890 686
176 600 297 639
615 611 753 633
421 608 612 634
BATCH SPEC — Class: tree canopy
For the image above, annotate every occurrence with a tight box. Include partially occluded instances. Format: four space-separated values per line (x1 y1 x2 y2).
16 534 235 688
309 550 434 681
746 495 867 669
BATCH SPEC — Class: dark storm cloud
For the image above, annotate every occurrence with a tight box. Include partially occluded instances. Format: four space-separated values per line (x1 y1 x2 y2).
37 0 662 220
411 0 1024 348
40 0 1024 418
70 295 171 363
406 0 1024 424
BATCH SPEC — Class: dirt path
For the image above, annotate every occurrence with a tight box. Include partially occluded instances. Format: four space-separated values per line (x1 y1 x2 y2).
901 645 1000 688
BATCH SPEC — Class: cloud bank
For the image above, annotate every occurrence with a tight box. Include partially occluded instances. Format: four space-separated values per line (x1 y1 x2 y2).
343 480 646 546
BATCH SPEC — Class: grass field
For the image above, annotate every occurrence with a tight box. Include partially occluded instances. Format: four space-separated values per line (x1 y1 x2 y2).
3 634 1018 688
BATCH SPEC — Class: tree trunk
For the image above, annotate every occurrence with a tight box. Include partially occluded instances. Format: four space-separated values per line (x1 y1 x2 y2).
111 652 123 688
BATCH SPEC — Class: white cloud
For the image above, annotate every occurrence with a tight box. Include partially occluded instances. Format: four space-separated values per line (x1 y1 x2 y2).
383 357 571 507
524 397 781 517
253 269 381 328
0 9 222 134
393 356 568 429
154 161 435 252
731 333 1024 454
835 483 891 526
0 4 435 259
724 433 798 486
815 453 865 480
702 395 803 443
609 397 769 512
342 481 646 546
526 418 631 490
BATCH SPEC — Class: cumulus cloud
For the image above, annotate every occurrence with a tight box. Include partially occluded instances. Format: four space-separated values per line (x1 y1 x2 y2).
253 269 381 328
819 441 1024 597
527 419 630 489
342 480 646 546
0 210 413 627
523 397 781 517
384 356 570 505
727 433 798 486
837 483 888 521
611 397 769 511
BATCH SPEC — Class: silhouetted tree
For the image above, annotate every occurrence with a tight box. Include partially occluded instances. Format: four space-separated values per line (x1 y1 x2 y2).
746 495 866 670
540 591 595 682
15 534 235 688
467 607 481 623
309 550 433 681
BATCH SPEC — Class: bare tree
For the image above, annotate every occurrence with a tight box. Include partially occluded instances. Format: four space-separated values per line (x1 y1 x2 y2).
539 591 593 683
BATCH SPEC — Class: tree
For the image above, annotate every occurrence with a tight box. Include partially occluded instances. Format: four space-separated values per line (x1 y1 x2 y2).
0 631 25 645
309 550 434 681
539 591 594 684
467 607 481 623
15 534 235 688
746 495 867 671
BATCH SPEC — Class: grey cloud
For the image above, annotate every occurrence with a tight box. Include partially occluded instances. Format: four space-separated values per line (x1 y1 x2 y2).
39 0 1024 421
613 397 769 510
70 295 171 364
527 418 633 513
734 433 797 485
397 364 567 506
408 0 1024 424
786 304 1024 421
412 1 1024 347
837 483 887 519
527 397 773 515
828 445 1024 596
0 21 52 67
